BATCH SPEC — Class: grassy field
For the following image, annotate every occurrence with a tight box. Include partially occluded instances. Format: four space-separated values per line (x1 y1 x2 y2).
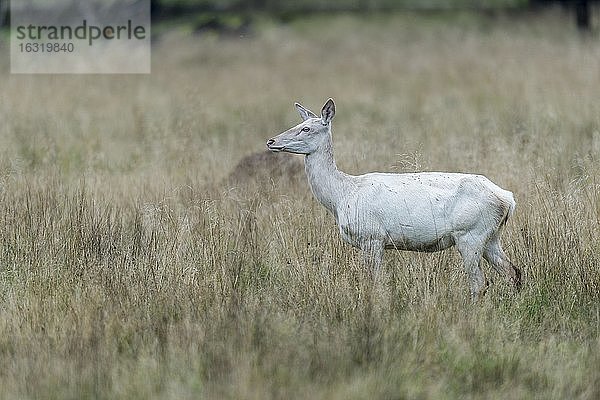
0 10 599 399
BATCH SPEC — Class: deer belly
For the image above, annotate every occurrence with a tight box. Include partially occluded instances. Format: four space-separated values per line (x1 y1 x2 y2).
379 213 456 252
338 221 455 252
385 233 455 252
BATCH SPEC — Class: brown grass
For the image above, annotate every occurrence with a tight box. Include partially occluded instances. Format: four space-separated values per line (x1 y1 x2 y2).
0 10 598 399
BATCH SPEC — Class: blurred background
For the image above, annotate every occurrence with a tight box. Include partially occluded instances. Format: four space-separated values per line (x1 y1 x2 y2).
0 1 598 31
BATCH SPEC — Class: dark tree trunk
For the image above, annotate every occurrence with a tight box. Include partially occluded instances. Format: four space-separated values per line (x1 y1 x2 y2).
575 0 591 30
0 0 7 29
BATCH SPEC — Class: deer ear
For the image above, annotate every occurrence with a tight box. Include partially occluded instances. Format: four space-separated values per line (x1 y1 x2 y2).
321 98 335 125
295 102 317 121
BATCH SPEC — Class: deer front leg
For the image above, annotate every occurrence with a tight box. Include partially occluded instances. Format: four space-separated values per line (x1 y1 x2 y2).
360 239 384 280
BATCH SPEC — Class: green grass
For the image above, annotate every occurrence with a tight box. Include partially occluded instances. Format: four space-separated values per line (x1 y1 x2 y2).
0 10 599 399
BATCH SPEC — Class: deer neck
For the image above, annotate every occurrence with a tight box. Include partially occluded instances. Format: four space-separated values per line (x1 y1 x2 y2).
304 133 348 217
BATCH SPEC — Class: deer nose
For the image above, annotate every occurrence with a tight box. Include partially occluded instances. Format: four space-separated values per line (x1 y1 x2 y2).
267 138 275 147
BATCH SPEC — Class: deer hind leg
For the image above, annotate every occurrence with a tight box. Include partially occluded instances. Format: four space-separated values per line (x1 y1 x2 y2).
483 237 521 290
455 235 488 302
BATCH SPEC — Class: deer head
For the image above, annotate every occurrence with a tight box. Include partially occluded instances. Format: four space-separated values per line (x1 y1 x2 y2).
266 98 336 155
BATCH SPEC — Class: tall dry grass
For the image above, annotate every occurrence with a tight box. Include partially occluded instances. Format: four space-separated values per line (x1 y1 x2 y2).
0 10 599 399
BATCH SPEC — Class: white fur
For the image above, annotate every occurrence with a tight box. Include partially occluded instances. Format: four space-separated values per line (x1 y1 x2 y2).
267 99 520 300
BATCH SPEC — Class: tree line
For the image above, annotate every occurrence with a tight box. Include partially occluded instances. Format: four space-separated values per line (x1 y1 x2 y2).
0 1 596 30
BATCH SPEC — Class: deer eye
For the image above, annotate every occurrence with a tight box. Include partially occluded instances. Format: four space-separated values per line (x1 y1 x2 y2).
301 127 310 132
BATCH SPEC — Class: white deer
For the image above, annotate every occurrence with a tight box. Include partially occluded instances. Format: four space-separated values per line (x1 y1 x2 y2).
267 99 521 300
